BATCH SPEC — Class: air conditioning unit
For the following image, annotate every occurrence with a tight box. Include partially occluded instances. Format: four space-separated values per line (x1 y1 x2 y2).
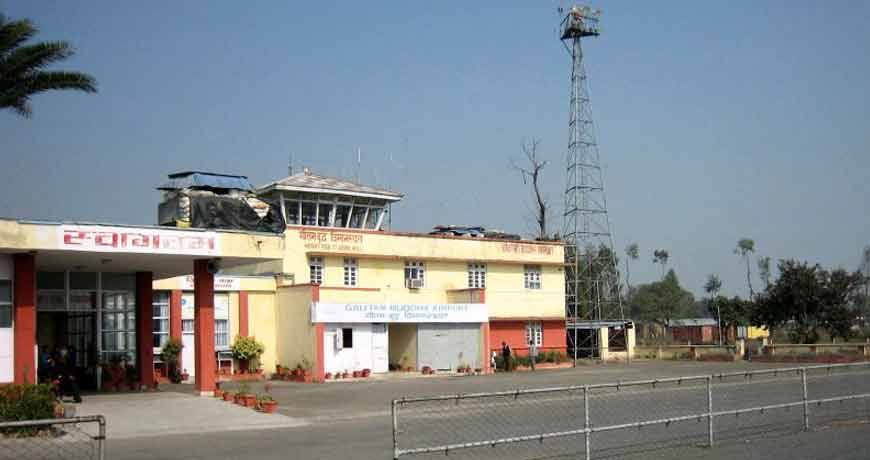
406 278 424 289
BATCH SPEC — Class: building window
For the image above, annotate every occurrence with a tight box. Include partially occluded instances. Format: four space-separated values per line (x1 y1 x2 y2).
215 319 229 349
214 294 230 350
285 200 300 225
341 327 354 349
0 280 11 328
309 257 323 285
524 265 542 290
343 258 358 287
182 319 194 333
526 321 543 347
152 292 170 349
467 263 486 289
404 261 425 288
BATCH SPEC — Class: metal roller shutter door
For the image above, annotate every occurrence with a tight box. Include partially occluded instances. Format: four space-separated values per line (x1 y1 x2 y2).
417 324 480 371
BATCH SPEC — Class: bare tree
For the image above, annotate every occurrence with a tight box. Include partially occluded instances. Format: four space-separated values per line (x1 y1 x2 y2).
512 138 549 240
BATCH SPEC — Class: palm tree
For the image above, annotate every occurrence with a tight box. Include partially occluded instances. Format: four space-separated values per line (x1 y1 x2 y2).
0 13 96 117
734 238 755 297
624 243 639 296
652 249 669 279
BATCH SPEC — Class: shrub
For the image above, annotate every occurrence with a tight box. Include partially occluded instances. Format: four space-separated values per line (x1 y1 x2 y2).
231 336 265 369
0 384 55 426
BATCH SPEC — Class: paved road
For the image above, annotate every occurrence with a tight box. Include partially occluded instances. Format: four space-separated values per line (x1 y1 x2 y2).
107 361 870 460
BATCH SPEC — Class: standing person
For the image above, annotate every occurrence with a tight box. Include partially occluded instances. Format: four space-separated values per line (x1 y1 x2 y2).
38 346 51 383
55 348 82 403
501 341 513 372
529 338 537 371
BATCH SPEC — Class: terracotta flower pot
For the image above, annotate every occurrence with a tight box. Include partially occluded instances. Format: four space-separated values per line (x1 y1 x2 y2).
223 392 234 402
352 370 361 378
324 372 332 380
260 401 278 414
214 389 224 398
243 395 257 408
362 369 371 378
342 372 350 379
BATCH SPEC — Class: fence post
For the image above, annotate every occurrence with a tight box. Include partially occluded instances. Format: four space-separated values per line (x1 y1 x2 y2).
98 415 106 460
801 367 810 431
584 385 591 460
706 375 714 447
392 399 400 460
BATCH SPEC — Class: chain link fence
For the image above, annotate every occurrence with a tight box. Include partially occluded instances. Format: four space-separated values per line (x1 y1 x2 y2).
0 416 105 460
392 362 870 460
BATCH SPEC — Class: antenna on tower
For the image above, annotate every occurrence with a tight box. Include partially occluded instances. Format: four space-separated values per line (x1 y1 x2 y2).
559 4 626 365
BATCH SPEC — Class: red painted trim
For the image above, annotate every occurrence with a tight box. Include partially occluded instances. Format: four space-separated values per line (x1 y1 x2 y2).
481 322 491 374
238 291 249 337
13 254 36 384
169 290 182 339
315 323 325 382
311 284 320 303
479 288 485 304
136 272 154 387
193 260 215 394
489 316 565 321
318 286 380 292
282 283 321 290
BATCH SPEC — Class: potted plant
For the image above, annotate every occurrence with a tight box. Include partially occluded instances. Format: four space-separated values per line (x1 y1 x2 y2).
341 370 350 379
235 383 251 405
231 335 265 376
352 370 361 378
361 368 371 378
214 382 224 398
258 394 278 413
324 372 332 380
223 391 234 402
160 338 184 384
180 368 190 382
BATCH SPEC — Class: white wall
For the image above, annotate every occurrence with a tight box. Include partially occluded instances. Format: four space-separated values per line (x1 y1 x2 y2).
323 323 388 374
0 254 13 383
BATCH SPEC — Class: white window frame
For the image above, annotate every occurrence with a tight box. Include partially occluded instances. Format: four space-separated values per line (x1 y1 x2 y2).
404 261 425 288
467 263 486 289
309 257 323 285
343 258 358 287
524 265 542 290
525 321 543 347
152 291 170 352
214 293 230 350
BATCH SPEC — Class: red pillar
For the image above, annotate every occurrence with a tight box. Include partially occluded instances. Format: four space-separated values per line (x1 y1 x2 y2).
13 254 36 384
136 272 154 388
193 260 215 395
169 290 183 370
238 291 249 337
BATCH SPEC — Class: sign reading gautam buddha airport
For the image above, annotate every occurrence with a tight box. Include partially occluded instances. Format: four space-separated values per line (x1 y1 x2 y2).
311 303 489 324
58 224 219 256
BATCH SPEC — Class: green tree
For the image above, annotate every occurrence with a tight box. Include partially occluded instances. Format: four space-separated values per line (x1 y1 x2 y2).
757 256 772 290
652 249 669 279
704 274 723 344
624 243 639 295
751 260 862 343
628 269 694 333
734 238 755 297
0 13 96 117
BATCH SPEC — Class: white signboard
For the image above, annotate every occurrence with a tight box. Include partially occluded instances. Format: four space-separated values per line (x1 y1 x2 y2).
181 275 240 291
181 293 229 320
58 225 219 256
311 303 488 324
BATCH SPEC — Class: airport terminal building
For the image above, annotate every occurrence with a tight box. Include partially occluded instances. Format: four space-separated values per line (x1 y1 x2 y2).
1 169 567 391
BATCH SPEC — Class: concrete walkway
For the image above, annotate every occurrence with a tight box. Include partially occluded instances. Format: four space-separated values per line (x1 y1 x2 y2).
74 391 307 439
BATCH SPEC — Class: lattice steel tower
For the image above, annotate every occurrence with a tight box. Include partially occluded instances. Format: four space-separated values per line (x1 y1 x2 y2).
560 5 627 360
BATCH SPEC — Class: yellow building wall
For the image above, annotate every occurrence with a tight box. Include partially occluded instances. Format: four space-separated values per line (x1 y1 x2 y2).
388 324 417 368
274 287 317 370
248 292 278 372
486 264 565 319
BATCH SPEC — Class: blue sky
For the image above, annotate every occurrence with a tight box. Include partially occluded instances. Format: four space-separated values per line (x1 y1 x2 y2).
1 1 868 298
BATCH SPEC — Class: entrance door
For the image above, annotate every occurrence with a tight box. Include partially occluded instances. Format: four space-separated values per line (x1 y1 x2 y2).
181 319 195 379
417 324 481 371
371 323 388 373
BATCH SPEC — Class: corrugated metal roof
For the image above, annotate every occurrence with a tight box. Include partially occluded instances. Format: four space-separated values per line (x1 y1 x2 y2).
258 172 403 201
669 318 718 327
158 172 255 192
